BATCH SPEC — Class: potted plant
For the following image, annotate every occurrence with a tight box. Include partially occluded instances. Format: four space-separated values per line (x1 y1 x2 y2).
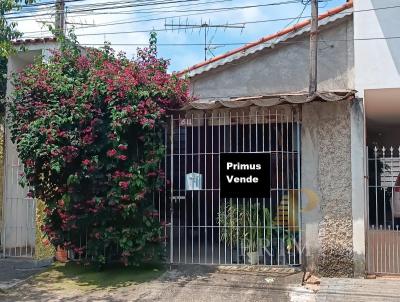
217 201 243 262
55 245 68 263
218 201 272 265
244 224 259 265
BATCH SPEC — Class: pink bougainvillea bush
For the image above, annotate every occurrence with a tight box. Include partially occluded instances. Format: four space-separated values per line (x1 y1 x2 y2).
8 33 190 266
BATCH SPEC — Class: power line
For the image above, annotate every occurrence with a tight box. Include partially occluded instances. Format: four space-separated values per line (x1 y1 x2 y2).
6 0 230 18
9 0 197 13
20 0 86 7
19 2 400 37
72 0 234 15
67 2 400 29
8 0 238 25
65 2 294 29
13 15 347 39
72 36 400 47
6 0 310 20
63 0 235 28
18 3 337 37
15 0 400 54
17 1 313 35
16 0 309 13
6 0 89 16
69 0 307 14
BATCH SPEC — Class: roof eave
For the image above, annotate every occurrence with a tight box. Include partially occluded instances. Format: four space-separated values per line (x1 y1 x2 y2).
177 0 354 78
13 37 58 46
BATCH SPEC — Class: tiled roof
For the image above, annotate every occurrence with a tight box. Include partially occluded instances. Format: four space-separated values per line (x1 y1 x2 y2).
14 37 57 46
177 0 353 77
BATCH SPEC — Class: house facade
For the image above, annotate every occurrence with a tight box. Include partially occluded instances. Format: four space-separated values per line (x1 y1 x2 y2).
171 1 358 277
2 0 400 278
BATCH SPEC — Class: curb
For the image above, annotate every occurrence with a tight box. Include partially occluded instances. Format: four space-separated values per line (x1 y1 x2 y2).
0 258 53 293
0 273 38 293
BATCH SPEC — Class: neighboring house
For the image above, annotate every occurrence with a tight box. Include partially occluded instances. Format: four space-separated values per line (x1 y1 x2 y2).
1 38 58 258
2 0 400 278
353 0 400 276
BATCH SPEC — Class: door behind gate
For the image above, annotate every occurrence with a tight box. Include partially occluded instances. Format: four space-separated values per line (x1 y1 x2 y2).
157 106 302 266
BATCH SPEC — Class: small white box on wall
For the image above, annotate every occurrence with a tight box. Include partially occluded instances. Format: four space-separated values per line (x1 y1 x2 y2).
185 172 203 191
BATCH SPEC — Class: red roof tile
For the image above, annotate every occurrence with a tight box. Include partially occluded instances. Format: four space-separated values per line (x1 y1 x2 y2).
14 37 57 46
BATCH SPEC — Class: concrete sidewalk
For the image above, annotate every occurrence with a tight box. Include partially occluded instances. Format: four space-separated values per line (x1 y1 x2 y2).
316 277 400 302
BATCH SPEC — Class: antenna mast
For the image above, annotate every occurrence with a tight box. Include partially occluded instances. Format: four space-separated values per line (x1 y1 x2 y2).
165 20 245 61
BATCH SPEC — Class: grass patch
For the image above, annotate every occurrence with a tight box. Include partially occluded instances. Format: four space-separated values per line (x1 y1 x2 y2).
33 261 165 291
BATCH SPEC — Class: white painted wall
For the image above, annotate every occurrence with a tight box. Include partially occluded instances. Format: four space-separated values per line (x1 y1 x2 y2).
2 43 57 256
354 0 400 275
354 0 400 97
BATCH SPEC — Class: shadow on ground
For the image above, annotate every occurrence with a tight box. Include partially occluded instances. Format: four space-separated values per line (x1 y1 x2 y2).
34 261 166 290
0 263 311 302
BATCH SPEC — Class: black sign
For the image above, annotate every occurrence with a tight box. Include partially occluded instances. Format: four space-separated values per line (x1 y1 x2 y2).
220 153 271 198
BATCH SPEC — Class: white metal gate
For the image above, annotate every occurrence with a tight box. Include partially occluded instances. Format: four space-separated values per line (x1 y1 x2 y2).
367 146 400 274
158 106 302 266
1 136 36 258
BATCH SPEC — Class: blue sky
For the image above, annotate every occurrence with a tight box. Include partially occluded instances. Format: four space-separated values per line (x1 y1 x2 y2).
16 0 346 71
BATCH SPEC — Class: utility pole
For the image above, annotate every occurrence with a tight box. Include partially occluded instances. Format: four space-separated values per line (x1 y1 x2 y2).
55 0 66 33
309 0 318 96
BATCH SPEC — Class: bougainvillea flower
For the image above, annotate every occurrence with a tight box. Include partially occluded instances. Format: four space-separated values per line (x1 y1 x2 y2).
9 33 191 267
106 149 117 157
119 181 130 190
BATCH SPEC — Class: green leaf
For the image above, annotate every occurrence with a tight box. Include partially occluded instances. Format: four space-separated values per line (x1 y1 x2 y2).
51 161 61 173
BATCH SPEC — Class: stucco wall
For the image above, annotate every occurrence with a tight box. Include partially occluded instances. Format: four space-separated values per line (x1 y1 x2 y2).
302 100 353 277
189 15 354 98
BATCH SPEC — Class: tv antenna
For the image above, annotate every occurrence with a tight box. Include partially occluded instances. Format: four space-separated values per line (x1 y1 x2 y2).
165 19 245 61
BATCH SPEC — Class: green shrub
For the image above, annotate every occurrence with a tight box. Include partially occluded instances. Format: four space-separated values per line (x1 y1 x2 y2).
8 33 190 266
